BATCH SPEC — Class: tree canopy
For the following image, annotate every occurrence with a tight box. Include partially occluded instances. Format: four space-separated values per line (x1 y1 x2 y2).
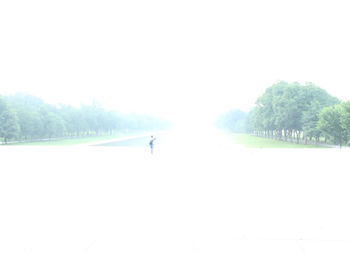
0 93 172 144
217 81 350 147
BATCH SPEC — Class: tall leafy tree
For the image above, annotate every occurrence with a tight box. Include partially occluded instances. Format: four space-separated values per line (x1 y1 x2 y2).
0 96 21 144
301 83 340 142
1 92 171 143
301 101 323 143
246 81 340 145
340 102 350 138
318 105 348 147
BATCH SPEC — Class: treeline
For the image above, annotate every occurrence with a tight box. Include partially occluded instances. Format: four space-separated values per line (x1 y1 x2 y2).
0 93 172 144
217 81 350 147
214 109 247 133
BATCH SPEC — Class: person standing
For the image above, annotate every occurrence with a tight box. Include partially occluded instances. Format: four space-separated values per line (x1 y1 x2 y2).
149 135 156 154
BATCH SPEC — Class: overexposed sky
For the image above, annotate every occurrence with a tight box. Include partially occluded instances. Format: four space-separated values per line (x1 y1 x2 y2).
1 0 350 123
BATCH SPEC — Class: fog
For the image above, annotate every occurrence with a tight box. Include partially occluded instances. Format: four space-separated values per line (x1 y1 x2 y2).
2 1 350 251
2 0 350 122
1 127 350 253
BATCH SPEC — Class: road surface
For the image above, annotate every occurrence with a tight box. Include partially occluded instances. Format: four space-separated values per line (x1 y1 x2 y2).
1 127 350 253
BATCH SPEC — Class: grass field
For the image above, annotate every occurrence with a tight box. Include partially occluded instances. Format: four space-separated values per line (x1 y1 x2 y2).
10 131 149 146
227 133 329 148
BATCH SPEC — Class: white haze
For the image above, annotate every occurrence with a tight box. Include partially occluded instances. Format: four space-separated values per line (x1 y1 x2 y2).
2 2 350 252
1 0 350 125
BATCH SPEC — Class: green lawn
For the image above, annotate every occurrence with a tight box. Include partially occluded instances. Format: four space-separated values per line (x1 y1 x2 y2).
227 134 329 148
10 131 149 146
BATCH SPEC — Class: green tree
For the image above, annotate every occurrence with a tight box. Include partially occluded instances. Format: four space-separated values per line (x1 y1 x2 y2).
318 105 348 147
39 106 60 139
302 101 322 143
301 83 340 143
340 102 350 140
249 81 340 144
0 96 21 144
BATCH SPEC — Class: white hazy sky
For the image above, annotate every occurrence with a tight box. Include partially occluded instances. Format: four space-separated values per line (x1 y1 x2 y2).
1 0 350 123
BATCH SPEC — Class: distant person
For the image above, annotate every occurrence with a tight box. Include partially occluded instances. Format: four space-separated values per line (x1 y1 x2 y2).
149 135 156 154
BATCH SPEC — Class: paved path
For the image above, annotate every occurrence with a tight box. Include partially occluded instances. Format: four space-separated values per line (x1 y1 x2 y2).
1 128 350 253
80 133 152 146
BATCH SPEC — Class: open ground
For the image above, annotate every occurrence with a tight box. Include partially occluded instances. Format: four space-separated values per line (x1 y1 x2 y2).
1 127 349 253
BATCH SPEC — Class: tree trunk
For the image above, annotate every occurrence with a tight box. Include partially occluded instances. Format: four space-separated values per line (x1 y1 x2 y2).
296 131 300 144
